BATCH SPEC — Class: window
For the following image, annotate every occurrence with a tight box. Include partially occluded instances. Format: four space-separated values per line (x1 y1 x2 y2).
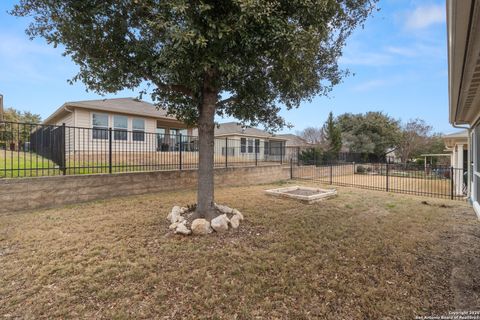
241 138 246 153
255 139 260 154
247 139 254 153
132 118 145 141
264 141 269 155
222 147 235 156
92 113 108 140
156 127 168 151
113 115 128 141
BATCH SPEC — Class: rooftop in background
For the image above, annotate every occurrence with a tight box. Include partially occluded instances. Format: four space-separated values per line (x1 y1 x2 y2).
44 98 175 124
273 134 311 147
443 129 468 149
443 130 468 139
213 122 272 138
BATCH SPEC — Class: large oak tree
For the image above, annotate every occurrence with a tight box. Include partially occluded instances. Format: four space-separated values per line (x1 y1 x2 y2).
12 0 376 220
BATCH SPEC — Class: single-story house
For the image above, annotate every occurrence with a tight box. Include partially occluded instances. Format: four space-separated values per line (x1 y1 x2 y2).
42 97 194 153
273 133 313 161
193 122 288 162
447 0 480 215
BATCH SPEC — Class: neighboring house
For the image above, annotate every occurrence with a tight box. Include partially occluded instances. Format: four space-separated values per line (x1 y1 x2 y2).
193 122 288 161
42 97 193 153
443 130 469 170
274 133 313 161
447 0 480 214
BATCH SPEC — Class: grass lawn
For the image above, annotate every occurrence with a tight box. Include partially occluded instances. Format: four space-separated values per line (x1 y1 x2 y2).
1 182 479 319
0 150 59 177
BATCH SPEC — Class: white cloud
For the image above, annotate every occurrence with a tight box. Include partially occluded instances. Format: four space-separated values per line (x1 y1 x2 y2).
340 51 394 67
352 79 389 92
0 33 60 83
404 4 445 30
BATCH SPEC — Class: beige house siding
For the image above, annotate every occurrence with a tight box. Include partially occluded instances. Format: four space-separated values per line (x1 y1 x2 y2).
214 134 286 161
47 107 193 154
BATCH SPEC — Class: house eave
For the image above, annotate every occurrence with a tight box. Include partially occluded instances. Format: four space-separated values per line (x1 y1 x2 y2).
447 0 480 125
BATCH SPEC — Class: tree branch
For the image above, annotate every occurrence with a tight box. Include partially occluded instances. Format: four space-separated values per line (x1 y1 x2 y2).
216 96 237 107
156 83 194 97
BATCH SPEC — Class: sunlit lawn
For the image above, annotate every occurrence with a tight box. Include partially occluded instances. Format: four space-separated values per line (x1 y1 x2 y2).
0 150 59 177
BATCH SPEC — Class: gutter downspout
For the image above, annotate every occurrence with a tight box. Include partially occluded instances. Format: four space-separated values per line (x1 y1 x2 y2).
63 105 74 126
453 122 471 201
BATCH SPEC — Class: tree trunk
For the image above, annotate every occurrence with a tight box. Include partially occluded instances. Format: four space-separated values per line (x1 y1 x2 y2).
195 81 217 221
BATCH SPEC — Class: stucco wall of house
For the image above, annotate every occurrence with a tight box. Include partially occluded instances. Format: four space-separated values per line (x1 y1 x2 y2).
0 165 291 213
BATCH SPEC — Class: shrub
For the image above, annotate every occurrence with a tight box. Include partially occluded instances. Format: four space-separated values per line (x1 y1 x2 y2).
356 165 366 173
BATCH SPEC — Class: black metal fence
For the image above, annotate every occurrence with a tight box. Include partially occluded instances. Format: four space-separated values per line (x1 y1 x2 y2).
0 121 292 178
1 120 466 201
292 159 466 200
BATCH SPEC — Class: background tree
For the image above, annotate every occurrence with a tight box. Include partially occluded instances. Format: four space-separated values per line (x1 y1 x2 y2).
0 108 42 148
297 127 324 145
337 112 401 157
3 108 41 124
396 119 432 162
13 0 377 219
322 112 342 160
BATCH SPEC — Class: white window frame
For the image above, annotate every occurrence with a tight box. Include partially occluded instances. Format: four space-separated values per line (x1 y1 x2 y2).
132 118 145 142
113 115 128 141
240 138 247 153
247 139 254 153
91 112 109 140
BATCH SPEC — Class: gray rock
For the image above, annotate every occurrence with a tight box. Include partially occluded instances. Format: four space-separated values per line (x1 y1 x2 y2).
191 219 212 235
168 206 184 224
232 209 244 220
175 223 191 235
230 214 241 229
215 204 234 215
211 214 229 233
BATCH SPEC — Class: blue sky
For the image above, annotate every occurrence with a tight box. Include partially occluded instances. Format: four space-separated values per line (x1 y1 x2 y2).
0 0 453 134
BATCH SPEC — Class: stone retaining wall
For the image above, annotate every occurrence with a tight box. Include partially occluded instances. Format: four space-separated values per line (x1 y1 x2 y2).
0 165 291 213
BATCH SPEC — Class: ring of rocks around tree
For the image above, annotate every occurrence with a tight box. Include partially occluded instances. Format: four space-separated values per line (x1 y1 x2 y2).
167 204 244 235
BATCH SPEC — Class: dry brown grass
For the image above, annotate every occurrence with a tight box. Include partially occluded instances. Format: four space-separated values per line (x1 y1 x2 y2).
0 182 479 319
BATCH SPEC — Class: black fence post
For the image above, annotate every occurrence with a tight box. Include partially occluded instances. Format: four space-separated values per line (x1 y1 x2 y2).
451 166 454 200
352 162 355 184
290 157 293 179
280 143 283 165
255 147 258 166
179 133 183 170
61 123 66 175
225 137 228 168
108 128 112 174
386 162 389 192
329 163 333 185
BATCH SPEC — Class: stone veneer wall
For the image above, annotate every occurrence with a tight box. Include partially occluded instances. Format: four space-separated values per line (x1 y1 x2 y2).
0 165 291 213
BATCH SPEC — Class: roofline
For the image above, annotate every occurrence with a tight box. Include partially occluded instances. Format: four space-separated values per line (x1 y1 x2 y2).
447 0 479 125
214 132 286 140
43 100 179 125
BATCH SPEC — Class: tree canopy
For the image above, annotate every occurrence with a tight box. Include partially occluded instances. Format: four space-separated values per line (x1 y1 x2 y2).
322 111 342 160
12 0 376 129
336 112 401 157
3 107 41 124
